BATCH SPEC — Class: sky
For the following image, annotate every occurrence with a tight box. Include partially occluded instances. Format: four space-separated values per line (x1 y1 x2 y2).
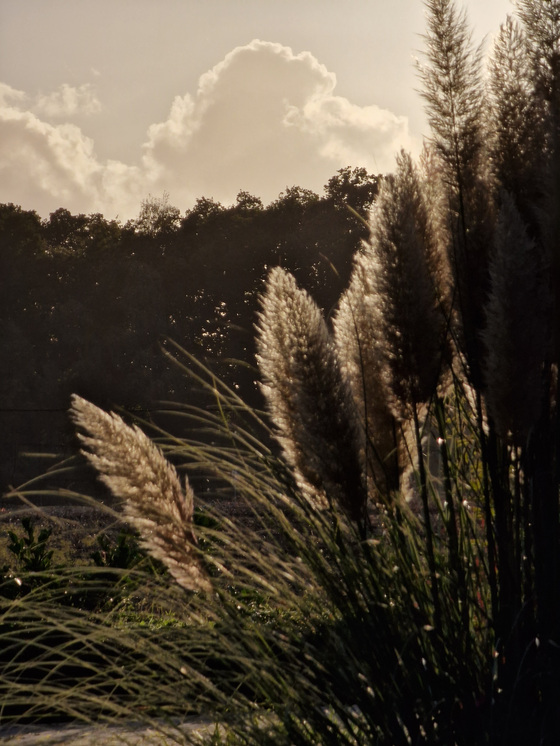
0 0 513 222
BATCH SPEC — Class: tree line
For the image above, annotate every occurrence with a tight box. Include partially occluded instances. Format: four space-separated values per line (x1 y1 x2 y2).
0 167 380 493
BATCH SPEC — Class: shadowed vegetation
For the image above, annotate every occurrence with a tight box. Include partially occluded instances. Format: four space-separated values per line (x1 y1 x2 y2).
2 1 560 744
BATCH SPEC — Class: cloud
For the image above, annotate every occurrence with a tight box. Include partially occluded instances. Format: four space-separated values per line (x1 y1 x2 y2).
143 40 416 206
0 83 27 108
33 83 102 118
0 84 141 217
0 105 99 211
0 42 417 219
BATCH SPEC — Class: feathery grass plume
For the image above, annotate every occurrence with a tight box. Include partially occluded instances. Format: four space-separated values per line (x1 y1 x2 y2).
488 15 548 229
418 0 493 391
516 0 560 359
418 0 484 190
516 0 560 111
334 152 446 625
483 193 550 445
69 394 210 592
256 266 367 529
350 150 447 625
417 143 454 313
333 267 400 498
365 150 443 418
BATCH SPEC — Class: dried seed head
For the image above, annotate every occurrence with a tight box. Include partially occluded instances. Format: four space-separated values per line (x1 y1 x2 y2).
488 14 548 231
256 267 367 523
483 194 550 444
334 262 400 497
70 395 210 592
367 151 443 417
418 0 484 189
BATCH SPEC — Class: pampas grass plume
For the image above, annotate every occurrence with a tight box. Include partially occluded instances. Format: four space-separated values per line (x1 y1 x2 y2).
367 150 443 417
256 267 367 527
482 194 549 444
70 394 210 592
334 260 400 497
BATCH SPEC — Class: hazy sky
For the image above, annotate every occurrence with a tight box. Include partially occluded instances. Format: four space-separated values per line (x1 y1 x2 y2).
0 0 513 221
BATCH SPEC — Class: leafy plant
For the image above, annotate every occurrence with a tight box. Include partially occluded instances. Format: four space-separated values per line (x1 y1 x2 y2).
91 529 145 570
6 517 54 573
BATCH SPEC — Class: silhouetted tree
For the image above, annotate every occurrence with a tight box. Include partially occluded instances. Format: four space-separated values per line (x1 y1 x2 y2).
324 166 380 214
128 192 181 238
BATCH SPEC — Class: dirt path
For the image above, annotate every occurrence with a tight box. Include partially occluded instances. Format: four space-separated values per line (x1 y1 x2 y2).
0 719 216 744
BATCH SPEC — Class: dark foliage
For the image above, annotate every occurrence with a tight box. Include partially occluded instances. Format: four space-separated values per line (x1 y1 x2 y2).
0 168 379 496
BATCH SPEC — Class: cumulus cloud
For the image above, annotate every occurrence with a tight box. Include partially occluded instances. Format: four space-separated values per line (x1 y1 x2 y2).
143 40 416 206
0 83 27 108
0 83 140 217
33 83 102 118
0 41 417 219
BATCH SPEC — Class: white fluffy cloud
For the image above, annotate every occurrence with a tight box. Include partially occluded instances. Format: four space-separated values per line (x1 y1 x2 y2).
33 83 102 118
0 41 417 220
0 88 100 210
0 83 142 218
0 83 27 108
143 40 416 206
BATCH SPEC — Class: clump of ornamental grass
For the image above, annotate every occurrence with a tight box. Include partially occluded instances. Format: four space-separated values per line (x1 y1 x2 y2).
1 349 492 745
5 1 560 744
